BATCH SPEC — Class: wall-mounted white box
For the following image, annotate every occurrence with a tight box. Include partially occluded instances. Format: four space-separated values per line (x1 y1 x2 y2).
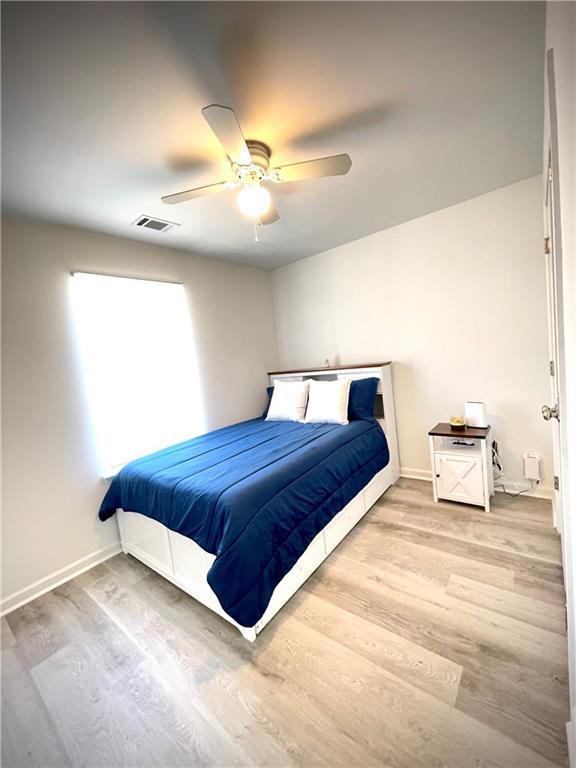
523 453 541 482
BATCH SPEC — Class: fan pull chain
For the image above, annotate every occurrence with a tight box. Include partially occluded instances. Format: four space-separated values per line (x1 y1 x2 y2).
254 220 259 242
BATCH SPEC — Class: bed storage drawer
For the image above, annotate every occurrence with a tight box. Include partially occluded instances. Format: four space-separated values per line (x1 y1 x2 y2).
294 532 325 579
168 530 228 615
255 531 325 633
323 494 366 555
364 472 387 510
169 530 215 584
118 511 174 575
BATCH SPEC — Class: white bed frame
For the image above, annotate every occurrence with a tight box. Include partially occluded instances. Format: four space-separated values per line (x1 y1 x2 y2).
117 362 399 641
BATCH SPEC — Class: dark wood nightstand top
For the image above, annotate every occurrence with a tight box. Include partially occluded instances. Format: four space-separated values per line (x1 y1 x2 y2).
429 422 491 439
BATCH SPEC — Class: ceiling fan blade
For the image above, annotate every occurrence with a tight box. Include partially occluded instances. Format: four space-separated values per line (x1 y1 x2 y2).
202 104 252 165
291 105 390 149
161 181 228 205
273 154 352 184
260 200 279 225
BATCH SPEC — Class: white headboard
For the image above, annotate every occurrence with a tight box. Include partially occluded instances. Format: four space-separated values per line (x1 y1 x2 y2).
268 362 399 477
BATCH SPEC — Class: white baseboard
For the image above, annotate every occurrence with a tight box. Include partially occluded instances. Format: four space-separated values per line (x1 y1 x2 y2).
400 466 433 482
399 467 553 500
0 542 122 617
521 486 554 501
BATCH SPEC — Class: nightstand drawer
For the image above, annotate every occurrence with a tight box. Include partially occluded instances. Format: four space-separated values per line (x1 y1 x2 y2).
434 454 484 504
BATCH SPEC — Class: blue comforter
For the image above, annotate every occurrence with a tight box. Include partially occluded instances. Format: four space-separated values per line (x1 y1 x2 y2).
99 417 389 627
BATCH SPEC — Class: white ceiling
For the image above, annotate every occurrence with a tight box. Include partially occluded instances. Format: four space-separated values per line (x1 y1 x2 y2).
2 2 545 269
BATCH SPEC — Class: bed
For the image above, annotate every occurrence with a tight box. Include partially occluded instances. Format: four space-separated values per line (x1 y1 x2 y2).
99 362 400 641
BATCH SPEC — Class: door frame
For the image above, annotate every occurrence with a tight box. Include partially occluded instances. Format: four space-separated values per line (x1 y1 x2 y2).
545 45 575 761
544 48 568 535
544 149 565 533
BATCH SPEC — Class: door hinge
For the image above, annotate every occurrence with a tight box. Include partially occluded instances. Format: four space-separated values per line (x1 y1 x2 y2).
554 475 559 491
544 236 551 255
550 360 555 376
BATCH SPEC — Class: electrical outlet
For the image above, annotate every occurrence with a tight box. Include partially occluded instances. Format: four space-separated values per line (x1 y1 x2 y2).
523 453 541 482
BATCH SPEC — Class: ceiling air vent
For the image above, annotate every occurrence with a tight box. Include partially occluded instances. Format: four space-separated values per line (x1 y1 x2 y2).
131 215 179 233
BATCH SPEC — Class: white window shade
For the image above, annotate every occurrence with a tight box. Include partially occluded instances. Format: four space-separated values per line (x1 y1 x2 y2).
71 272 204 476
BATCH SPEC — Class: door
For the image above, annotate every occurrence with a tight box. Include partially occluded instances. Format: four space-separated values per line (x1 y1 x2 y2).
543 49 566 534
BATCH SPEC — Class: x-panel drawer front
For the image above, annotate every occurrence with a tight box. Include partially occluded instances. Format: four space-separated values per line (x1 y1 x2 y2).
435 454 484 504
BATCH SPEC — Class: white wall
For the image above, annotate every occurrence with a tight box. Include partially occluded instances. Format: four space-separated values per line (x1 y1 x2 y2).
1 216 278 608
545 2 576 755
273 176 552 491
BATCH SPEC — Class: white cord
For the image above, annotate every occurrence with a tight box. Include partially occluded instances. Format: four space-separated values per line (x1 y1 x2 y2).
494 472 535 496
491 441 536 496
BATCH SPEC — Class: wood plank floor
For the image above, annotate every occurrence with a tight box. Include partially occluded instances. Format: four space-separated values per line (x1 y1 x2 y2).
1 479 569 767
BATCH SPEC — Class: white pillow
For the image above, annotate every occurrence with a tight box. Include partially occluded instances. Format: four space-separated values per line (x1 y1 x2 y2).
266 380 310 422
304 379 351 425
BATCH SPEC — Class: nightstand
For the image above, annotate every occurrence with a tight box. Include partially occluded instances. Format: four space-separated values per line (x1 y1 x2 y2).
428 423 494 512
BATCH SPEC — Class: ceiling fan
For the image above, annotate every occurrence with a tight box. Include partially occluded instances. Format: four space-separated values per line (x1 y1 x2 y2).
161 105 352 225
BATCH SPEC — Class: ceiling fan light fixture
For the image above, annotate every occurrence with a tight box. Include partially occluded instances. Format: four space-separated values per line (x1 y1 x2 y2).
161 105 352 225
236 184 271 219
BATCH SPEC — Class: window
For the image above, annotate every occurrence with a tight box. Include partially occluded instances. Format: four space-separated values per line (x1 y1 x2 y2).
71 272 204 476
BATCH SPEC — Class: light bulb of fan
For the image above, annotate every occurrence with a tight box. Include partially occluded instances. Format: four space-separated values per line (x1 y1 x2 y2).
236 185 271 219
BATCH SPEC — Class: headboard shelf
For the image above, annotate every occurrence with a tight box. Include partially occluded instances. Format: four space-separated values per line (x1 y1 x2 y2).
267 362 391 375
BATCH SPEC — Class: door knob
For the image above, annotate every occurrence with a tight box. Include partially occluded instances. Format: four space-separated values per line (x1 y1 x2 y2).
542 404 560 421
